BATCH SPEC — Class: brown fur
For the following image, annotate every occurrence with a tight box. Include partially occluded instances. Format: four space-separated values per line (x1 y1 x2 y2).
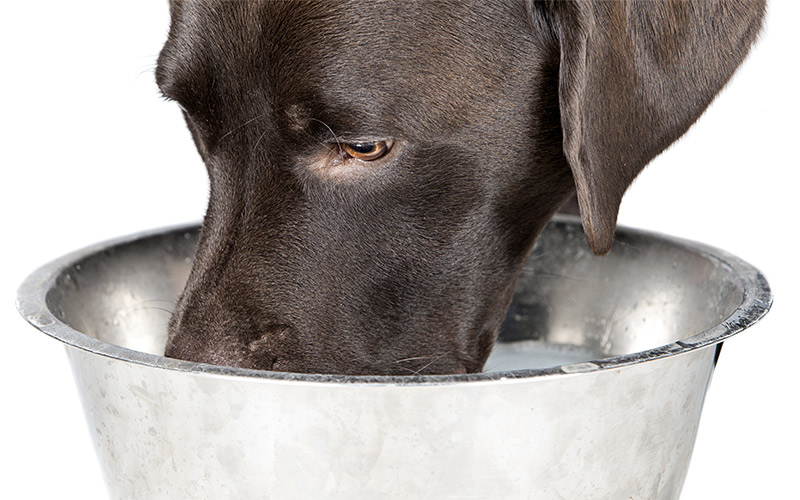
156 0 764 375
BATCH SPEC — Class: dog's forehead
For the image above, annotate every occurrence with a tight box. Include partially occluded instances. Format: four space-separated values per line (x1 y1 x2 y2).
162 0 538 135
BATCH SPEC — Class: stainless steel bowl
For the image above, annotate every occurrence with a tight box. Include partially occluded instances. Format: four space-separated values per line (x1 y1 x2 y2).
16 216 771 500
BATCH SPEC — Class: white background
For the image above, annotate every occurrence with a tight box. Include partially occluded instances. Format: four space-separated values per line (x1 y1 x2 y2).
2 2 797 499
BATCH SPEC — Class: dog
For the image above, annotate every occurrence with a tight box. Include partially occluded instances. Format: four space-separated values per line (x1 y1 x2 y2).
157 0 765 375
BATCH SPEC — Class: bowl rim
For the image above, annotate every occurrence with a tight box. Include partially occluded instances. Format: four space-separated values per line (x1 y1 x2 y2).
16 215 772 386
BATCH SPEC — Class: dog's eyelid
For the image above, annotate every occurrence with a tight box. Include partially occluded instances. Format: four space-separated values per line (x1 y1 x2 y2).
337 139 395 162
306 138 398 181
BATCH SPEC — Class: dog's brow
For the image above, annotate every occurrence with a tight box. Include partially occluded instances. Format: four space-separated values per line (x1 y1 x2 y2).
218 113 270 143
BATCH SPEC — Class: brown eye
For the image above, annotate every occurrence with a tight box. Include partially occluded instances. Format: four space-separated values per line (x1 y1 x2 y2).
341 140 393 161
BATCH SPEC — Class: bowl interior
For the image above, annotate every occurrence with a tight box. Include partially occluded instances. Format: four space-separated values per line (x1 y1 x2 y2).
42 218 749 375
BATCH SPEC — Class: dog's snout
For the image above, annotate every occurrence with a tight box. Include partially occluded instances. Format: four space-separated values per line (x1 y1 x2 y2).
166 313 292 372
166 258 482 376
165 275 295 371
245 324 306 370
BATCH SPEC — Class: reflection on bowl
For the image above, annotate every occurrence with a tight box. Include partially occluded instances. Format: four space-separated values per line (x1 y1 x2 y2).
17 216 771 499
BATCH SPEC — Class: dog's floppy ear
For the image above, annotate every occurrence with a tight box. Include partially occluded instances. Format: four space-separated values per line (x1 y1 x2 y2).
550 0 765 255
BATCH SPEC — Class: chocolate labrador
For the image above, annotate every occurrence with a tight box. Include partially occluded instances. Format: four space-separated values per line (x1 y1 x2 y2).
157 0 765 375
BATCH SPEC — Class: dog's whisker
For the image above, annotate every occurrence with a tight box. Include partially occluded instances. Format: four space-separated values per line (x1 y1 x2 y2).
135 61 159 82
218 102 311 147
115 300 177 318
411 351 454 376
526 252 551 261
295 126 342 152
391 365 425 375
251 127 272 154
309 118 342 152
132 306 175 315
389 349 456 376
139 299 177 305
393 354 447 364
219 112 271 143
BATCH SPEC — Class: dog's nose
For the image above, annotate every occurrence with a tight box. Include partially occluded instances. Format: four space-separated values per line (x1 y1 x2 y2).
164 317 285 371
165 285 292 371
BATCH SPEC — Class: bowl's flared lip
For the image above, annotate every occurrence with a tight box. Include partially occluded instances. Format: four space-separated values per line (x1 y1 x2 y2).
16 216 772 386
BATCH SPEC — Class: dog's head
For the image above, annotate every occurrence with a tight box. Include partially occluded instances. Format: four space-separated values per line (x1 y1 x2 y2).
157 0 763 375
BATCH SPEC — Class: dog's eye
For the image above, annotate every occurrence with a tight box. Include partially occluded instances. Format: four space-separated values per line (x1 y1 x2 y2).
341 140 393 161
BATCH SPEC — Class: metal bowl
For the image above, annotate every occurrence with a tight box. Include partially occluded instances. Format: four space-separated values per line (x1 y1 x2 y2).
16 215 771 499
